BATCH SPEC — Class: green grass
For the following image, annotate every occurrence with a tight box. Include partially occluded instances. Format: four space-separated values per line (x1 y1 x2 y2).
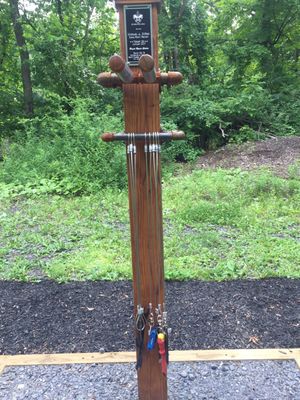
0 168 299 282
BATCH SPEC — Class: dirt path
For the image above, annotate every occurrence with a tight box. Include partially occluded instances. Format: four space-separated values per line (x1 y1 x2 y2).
197 136 300 178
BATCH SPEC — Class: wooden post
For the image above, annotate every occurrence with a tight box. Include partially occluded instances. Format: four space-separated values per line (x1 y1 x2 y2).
124 83 166 400
98 1 183 398
116 2 166 398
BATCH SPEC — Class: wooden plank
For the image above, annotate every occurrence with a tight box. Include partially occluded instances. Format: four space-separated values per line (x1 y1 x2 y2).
169 349 300 362
0 349 299 369
0 352 135 367
0 364 5 375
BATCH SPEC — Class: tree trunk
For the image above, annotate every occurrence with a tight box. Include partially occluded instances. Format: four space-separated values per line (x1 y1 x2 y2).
9 0 34 116
173 47 179 70
260 0 274 83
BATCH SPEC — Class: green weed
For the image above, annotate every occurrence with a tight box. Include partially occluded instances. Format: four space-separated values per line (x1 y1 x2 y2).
0 169 299 281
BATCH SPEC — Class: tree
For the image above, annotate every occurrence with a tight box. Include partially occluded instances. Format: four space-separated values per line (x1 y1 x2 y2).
207 0 300 90
159 0 207 81
9 0 34 115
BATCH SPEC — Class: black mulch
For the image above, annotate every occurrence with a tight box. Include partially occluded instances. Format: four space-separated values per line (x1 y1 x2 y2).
0 278 299 355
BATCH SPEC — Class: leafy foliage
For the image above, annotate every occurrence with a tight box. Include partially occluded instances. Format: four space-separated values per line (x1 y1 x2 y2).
0 0 299 191
0 98 126 195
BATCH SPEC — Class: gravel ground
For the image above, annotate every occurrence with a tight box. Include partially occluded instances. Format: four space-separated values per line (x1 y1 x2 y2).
0 360 299 400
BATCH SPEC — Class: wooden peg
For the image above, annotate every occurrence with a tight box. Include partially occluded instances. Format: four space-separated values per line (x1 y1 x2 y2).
159 72 183 86
97 72 122 88
109 54 134 83
139 55 156 83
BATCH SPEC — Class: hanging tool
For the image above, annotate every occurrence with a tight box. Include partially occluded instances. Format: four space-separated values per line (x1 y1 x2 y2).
157 332 167 376
147 326 158 350
136 305 146 370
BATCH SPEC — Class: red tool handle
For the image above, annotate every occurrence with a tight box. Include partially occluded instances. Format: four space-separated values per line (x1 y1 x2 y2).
157 333 167 375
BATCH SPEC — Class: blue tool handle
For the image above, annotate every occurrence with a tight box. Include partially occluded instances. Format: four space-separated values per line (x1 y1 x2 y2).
147 327 158 350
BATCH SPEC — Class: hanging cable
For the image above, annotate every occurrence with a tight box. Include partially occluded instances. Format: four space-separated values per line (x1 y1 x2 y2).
142 132 169 373
154 132 169 374
145 132 154 335
127 132 146 370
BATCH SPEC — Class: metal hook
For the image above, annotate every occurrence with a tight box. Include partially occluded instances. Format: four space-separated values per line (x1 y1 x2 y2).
136 305 146 331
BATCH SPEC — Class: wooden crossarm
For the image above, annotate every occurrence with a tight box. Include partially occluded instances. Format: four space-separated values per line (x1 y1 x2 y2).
97 71 183 88
101 131 185 143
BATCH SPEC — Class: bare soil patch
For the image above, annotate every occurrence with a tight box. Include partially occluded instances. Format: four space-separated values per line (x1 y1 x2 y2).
197 136 300 178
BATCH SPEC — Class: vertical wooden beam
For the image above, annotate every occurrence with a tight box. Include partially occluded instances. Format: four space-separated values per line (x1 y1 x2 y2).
114 1 166 398
117 5 126 61
151 5 159 69
124 83 167 399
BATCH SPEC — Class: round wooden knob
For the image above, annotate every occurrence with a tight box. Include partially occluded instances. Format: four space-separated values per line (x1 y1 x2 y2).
109 54 134 83
109 54 125 73
101 133 115 142
139 54 156 83
139 54 155 72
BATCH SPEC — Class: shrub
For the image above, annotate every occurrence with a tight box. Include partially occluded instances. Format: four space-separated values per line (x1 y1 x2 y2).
160 81 299 150
0 98 126 195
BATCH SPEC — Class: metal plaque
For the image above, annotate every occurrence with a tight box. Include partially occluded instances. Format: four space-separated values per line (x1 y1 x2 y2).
124 5 153 66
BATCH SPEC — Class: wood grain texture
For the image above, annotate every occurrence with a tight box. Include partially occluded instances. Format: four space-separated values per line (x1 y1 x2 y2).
124 84 160 132
97 72 122 88
118 6 126 61
124 82 166 399
169 349 300 362
0 349 299 367
151 5 159 68
0 352 135 366
113 2 169 398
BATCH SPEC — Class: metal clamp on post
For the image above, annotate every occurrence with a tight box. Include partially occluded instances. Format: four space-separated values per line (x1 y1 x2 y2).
127 143 136 154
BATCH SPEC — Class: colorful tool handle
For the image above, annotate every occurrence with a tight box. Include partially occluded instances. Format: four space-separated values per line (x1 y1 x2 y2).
157 333 167 375
147 327 158 350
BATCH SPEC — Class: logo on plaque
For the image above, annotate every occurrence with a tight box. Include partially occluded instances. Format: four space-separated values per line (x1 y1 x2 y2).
133 11 143 24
